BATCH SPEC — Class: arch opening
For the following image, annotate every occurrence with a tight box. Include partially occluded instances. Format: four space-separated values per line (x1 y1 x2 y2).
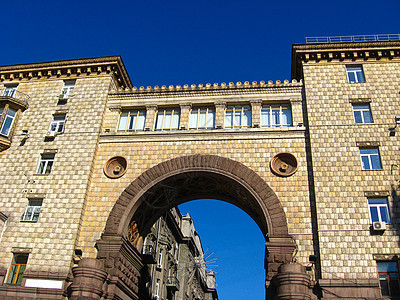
95 155 298 300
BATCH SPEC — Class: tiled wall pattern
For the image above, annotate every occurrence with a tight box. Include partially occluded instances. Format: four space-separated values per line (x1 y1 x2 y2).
303 60 400 279
0 75 112 276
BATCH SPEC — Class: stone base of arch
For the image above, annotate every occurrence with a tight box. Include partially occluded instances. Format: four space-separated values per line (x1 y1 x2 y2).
67 234 312 300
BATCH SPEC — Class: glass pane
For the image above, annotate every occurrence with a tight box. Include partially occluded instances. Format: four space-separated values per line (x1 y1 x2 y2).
37 162 45 174
261 109 270 126
371 155 382 169
57 122 64 132
225 110 233 128
129 114 137 130
0 116 14 136
118 114 128 131
7 108 16 117
361 156 370 169
24 207 33 221
378 262 398 272
380 206 390 223
207 111 215 128
164 113 172 129
368 198 387 205
15 265 26 285
282 107 292 125
243 109 251 127
354 111 363 123
53 115 65 121
348 72 356 83
32 207 41 221
172 113 180 129
198 112 206 128
380 278 390 296
137 114 145 130
360 148 376 155
356 71 365 83
271 108 280 125
362 110 372 123
189 112 198 128
156 113 164 130
234 110 241 127
8 265 18 283
370 207 379 222
45 161 53 174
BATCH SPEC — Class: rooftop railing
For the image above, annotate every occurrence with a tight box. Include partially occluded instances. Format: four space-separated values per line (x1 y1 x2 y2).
305 34 400 44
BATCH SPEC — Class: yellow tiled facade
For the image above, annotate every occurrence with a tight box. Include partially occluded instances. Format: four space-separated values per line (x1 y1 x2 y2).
0 39 399 299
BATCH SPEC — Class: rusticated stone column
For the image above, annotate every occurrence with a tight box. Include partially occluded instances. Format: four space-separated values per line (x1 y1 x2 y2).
274 263 311 300
69 258 108 300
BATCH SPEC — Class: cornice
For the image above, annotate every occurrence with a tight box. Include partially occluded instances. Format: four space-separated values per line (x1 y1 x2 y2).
108 80 303 99
292 40 400 80
0 56 132 89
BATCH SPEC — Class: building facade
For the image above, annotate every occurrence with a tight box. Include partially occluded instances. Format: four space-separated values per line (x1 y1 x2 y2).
0 36 399 299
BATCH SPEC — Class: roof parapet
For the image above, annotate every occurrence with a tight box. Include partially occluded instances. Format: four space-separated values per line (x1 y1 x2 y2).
305 34 400 44
113 79 302 94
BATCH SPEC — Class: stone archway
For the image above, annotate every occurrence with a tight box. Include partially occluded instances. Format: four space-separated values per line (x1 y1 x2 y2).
70 155 300 300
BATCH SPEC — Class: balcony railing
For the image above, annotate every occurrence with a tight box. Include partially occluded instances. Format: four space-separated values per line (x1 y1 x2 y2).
142 245 156 264
166 276 180 291
305 34 400 44
0 88 30 108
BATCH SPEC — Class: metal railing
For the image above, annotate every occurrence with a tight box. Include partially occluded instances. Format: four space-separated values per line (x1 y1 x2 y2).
305 34 400 44
0 88 30 103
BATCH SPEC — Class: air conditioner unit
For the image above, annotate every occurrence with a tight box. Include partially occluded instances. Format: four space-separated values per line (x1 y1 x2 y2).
373 222 386 231
45 131 57 138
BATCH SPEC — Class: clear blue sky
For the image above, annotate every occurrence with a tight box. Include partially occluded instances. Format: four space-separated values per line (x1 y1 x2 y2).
2 1 399 299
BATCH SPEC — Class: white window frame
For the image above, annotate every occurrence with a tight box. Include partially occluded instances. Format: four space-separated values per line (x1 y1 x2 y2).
36 154 55 175
189 107 215 129
261 104 292 127
22 199 43 222
353 104 373 124
347 66 365 83
0 107 17 137
60 80 75 99
155 279 160 299
117 110 146 132
359 148 382 170
49 114 66 133
224 105 252 129
368 198 391 224
2 84 18 97
155 109 180 131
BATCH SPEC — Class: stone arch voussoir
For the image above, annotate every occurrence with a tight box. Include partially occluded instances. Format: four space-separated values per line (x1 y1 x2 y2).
103 154 289 238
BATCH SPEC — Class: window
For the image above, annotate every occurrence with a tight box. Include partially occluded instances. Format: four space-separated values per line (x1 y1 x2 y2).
347 66 365 83
60 80 75 98
118 110 146 132
7 254 28 285
225 105 252 129
22 199 43 222
189 107 215 129
157 250 163 268
353 104 373 124
368 198 390 223
49 114 66 133
360 148 382 170
261 104 292 127
155 279 160 299
2 83 18 97
155 109 180 131
36 154 55 175
0 108 17 137
377 261 400 298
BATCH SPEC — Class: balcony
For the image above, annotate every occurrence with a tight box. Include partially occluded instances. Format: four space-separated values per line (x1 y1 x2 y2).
142 245 156 264
0 88 29 110
0 88 29 151
166 276 180 291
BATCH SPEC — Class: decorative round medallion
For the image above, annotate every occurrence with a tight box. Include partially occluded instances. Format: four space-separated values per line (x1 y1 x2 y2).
270 153 298 177
104 156 128 179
